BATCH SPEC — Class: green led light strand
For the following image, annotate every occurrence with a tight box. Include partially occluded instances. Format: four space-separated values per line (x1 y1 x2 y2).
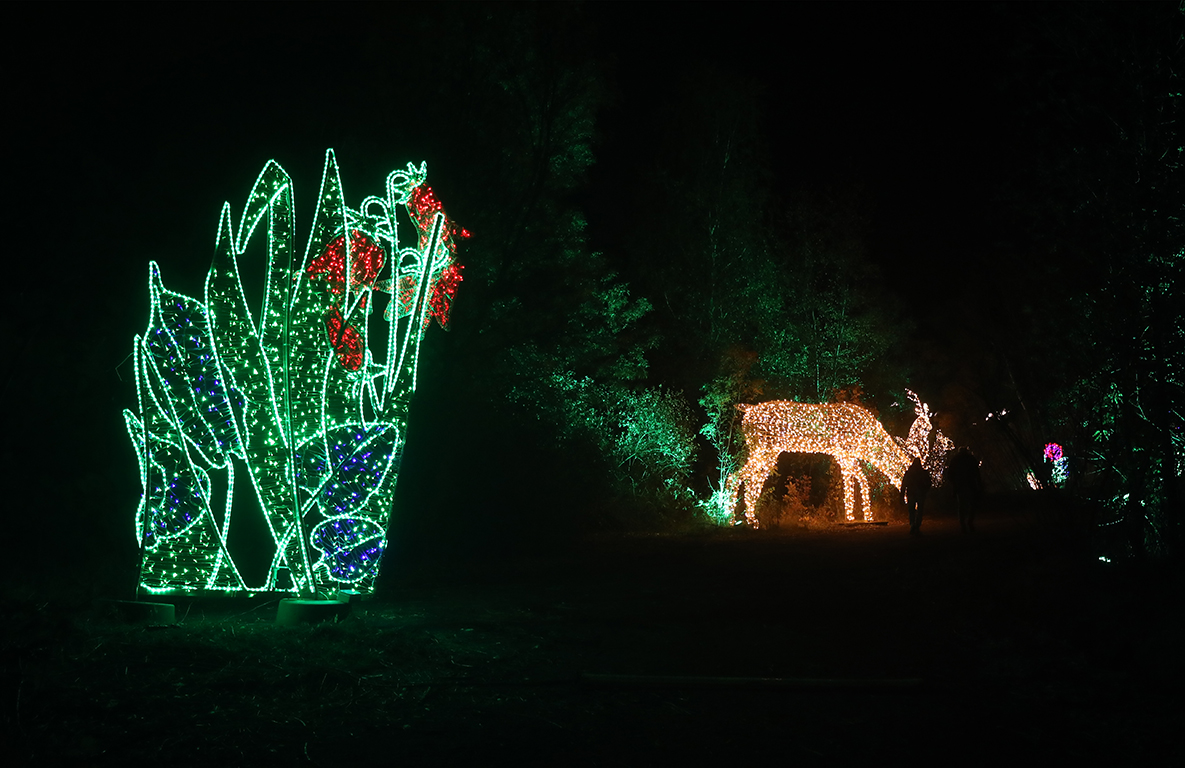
125 150 466 595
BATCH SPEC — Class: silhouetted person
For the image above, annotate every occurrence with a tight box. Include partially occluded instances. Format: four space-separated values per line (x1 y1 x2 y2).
902 457 931 534
945 448 983 533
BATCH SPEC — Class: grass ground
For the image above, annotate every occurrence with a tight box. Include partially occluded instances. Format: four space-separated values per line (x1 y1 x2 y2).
3 503 1180 765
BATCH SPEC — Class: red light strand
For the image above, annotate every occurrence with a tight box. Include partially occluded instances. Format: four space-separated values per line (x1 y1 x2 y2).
307 230 386 370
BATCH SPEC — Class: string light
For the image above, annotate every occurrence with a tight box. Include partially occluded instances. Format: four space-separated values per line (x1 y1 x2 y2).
1045 442 1068 487
123 150 466 595
726 401 914 526
928 432 955 485
373 184 468 331
895 390 954 487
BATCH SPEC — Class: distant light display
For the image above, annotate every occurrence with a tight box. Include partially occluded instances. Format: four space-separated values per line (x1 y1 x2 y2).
1044 442 1068 487
726 401 914 526
123 150 466 595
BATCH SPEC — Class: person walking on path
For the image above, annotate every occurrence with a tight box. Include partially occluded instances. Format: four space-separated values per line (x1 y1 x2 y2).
945 448 983 533
902 457 931 534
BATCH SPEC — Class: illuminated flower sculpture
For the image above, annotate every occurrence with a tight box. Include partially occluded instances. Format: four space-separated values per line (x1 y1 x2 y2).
1045 442 1068 487
123 150 467 595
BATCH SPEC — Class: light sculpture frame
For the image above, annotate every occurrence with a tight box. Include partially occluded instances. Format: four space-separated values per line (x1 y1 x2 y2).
724 391 952 527
895 389 954 488
123 150 467 595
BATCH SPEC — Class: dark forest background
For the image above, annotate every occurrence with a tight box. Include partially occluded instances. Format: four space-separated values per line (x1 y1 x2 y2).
2 2 1182 594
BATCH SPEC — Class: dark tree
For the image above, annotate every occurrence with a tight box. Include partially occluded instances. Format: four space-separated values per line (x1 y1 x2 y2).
992 3 1184 557
369 5 682 564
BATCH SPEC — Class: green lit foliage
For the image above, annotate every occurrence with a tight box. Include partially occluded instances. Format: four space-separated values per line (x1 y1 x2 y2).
124 151 464 594
608 387 698 502
697 353 763 524
510 371 697 511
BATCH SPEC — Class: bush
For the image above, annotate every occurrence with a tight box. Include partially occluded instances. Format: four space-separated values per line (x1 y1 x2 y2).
609 387 698 503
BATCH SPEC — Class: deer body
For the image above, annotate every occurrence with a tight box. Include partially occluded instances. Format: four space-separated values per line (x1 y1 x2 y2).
727 401 913 526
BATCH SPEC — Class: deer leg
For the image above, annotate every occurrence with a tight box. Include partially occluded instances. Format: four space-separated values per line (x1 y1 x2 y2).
840 462 856 522
739 453 776 529
858 469 872 522
853 462 872 521
743 462 764 529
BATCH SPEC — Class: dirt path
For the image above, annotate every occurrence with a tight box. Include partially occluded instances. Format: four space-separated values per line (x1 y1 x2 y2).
4 513 1180 764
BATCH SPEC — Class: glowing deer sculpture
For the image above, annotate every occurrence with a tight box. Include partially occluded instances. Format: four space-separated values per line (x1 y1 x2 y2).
894 389 954 488
726 401 914 526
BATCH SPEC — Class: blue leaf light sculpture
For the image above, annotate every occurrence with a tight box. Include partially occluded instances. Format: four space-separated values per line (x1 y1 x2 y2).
124 151 466 595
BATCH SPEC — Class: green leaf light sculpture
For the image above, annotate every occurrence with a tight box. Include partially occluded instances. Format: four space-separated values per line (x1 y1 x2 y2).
124 150 468 595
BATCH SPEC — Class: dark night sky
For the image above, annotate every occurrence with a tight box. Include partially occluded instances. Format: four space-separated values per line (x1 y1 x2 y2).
593 3 1025 310
9 4 1034 289
586 3 1026 285
8 2 1025 293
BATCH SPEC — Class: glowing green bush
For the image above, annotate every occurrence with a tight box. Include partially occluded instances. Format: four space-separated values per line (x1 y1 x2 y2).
610 387 697 501
124 150 466 595
697 373 748 524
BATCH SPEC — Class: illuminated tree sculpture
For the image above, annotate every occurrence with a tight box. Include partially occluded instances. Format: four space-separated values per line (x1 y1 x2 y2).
123 150 467 595
726 401 914 526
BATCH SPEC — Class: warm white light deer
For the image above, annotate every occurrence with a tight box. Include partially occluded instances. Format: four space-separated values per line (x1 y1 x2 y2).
895 389 954 488
725 401 914 526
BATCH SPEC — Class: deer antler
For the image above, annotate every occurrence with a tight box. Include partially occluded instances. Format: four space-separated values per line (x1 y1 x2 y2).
905 389 932 420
